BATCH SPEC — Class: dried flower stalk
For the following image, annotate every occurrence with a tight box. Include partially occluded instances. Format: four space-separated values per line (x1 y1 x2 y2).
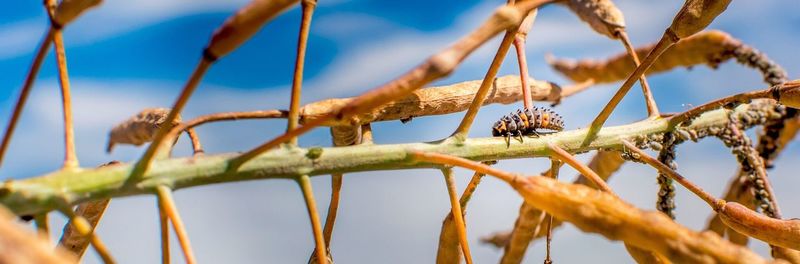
437 169 487 264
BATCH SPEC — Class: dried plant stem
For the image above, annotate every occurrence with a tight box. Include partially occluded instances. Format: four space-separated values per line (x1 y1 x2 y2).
514 38 533 109
132 59 211 179
512 10 538 110
0 28 53 168
544 160 560 264
58 207 115 264
588 35 675 137
52 27 79 168
159 203 170 264
287 0 317 145
621 140 719 208
33 213 49 238
452 29 516 137
616 30 659 117
437 169 486 264
439 168 473 264
155 185 196 264
297 175 328 264
231 1 555 169
546 143 614 194
408 151 767 263
185 128 204 156
322 174 342 246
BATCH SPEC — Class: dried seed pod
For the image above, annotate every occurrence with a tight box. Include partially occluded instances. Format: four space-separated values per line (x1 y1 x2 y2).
778 80 800 109
667 0 732 39
205 0 299 60
53 0 103 27
561 0 625 39
549 31 741 84
107 108 181 153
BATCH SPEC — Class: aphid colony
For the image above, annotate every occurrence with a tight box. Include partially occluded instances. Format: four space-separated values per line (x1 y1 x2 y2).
492 107 564 141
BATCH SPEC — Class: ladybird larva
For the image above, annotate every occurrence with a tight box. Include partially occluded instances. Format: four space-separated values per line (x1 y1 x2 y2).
492 107 565 141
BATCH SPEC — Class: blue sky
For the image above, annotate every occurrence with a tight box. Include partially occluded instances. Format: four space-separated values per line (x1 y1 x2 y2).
1 0 800 263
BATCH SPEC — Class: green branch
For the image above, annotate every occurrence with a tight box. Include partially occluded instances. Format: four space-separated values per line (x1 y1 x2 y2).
0 102 780 215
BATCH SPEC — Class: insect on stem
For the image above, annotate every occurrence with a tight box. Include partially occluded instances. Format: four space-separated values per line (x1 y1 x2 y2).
155 185 197 264
287 0 318 145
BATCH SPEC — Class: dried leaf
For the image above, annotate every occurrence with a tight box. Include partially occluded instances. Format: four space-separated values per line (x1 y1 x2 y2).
561 0 625 39
668 0 732 39
54 0 102 27
206 0 299 59
107 108 181 152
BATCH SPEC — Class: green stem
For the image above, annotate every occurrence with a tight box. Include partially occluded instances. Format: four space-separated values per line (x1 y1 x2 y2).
0 102 779 215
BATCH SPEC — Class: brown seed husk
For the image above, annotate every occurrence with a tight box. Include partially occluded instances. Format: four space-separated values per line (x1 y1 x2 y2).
107 108 181 152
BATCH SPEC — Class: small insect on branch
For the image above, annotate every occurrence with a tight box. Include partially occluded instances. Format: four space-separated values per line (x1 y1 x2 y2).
229 0 557 170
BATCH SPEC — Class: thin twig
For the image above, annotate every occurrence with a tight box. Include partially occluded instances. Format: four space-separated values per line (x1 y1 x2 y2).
155 185 196 264
297 175 328 264
616 30 659 117
544 159 561 264
441 168 473 264
512 10 538 110
287 0 318 145
438 168 487 264
185 128 204 156
546 143 614 195
51 20 79 169
159 202 170 264
0 29 54 168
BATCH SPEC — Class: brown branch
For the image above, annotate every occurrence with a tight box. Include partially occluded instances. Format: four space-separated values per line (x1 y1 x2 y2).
440 168 473 264
296 175 328 264
408 151 768 263
156 185 197 264
617 30 659 117
159 202 170 264
437 168 487 264
547 143 614 194
0 29 53 167
287 0 317 145
58 207 115 263
512 10 538 110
